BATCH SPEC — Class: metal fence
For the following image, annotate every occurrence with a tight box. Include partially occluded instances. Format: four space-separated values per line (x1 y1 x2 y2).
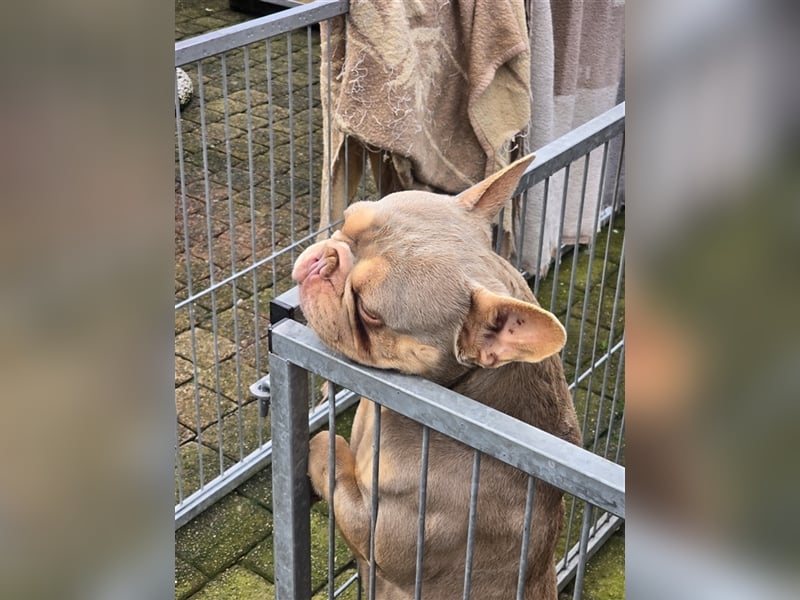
174 0 625 597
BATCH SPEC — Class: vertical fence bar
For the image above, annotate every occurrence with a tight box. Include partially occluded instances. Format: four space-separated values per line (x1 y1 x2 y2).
560 153 591 363
287 32 297 264
515 186 532 272
615 415 625 464
266 39 278 290
514 476 537 600
561 495 578 574
270 354 312 599
221 50 247 461
368 403 381 599
604 344 626 460
307 26 316 235
462 450 482 600
414 426 431 600
594 243 626 454
572 502 595 600
573 143 610 440
324 21 333 233
242 44 264 387
532 177 550 297
549 163 571 312
327 381 337 600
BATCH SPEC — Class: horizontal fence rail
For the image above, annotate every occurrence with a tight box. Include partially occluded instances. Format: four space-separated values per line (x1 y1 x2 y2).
271 319 625 518
516 102 625 191
175 0 349 66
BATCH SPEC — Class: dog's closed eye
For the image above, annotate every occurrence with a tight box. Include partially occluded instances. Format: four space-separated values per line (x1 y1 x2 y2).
356 295 383 327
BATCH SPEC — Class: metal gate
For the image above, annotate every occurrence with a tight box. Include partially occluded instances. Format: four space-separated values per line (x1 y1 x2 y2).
174 1 624 597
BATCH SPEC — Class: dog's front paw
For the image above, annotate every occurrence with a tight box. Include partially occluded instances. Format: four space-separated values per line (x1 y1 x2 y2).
307 431 355 502
308 432 332 500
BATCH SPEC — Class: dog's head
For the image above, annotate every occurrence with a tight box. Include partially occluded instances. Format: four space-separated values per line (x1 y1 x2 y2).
292 155 566 384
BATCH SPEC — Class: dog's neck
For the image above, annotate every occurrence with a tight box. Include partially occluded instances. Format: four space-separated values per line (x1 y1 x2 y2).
448 358 575 440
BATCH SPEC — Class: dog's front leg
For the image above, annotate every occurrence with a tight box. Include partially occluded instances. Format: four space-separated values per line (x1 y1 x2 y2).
308 431 371 561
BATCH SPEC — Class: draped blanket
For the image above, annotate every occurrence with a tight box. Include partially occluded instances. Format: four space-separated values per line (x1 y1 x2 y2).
517 0 625 275
319 0 531 230
317 0 625 277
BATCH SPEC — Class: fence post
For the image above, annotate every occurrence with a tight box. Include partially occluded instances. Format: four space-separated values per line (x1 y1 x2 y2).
270 353 312 599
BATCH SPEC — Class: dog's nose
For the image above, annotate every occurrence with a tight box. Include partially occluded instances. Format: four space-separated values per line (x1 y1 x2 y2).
312 245 339 278
293 240 353 284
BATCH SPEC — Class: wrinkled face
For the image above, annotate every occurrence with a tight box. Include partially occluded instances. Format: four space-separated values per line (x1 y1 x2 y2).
291 155 567 384
293 193 484 380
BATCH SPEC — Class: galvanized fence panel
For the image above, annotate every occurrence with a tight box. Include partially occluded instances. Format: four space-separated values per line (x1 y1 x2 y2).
175 1 624 595
174 0 352 528
270 317 624 598
263 103 625 598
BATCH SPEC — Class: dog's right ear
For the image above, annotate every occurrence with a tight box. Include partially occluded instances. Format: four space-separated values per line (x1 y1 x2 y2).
456 286 566 368
456 154 535 221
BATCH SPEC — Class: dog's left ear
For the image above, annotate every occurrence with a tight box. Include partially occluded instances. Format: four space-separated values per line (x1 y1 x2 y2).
456 154 536 221
457 286 566 368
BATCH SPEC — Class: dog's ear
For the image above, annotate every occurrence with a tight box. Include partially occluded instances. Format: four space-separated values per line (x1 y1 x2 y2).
457 286 566 367
456 154 536 221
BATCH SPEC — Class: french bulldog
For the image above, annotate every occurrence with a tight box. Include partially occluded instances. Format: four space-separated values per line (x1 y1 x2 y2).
292 154 581 599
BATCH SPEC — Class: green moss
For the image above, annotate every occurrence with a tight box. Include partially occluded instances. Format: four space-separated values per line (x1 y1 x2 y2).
187 565 274 599
582 530 625 600
175 556 207 600
176 493 273 575
175 440 235 503
238 467 274 511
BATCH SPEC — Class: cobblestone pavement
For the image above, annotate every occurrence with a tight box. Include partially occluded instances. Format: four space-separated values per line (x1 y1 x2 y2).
174 2 625 598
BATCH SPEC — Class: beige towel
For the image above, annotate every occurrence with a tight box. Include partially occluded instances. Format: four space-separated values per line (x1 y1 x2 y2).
516 0 625 276
319 0 531 231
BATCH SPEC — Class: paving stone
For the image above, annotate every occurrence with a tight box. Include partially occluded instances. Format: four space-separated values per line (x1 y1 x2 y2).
177 422 196 445
241 505 352 591
208 162 260 191
175 303 212 335
312 567 360 600
228 88 270 107
227 111 271 134
194 352 259 406
225 137 269 163
559 529 625 600
174 259 213 297
177 493 273 576
176 281 188 304
192 277 239 313
176 355 195 387
238 466 273 511
226 346 265 383
178 21 212 39
191 16 231 33
202 399 270 463
571 385 624 453
188 565 274 600
200 121 248 147
176 327 237 367
175 556 207 600
249 149 294 179
174 193 205 222
204 303 270 352
183 106 224 127
176 381 237 431
175 440 234 503
204 95 250 117
180 209 228 252
210 222 259 274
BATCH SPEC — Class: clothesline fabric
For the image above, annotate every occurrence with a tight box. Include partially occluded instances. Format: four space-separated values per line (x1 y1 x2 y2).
319 0 625 276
